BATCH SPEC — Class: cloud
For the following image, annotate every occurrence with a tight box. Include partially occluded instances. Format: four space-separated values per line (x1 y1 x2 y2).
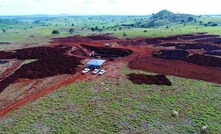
0 0 221 15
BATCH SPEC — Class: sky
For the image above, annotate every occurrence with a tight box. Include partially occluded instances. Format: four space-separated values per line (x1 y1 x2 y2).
0 0 221 16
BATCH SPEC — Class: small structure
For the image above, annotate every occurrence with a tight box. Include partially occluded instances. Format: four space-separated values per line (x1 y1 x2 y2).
104 43 111 47
86 59 105 69
86 51 95 57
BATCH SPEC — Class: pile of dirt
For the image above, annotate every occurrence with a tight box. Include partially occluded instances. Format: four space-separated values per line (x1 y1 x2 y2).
87 35 118 40
179 34 219 40
183 54 221 68
52 36 90 43
144 39 161 44
153 50 189 60
81 44 133 58
155 36 180 41
53 34 118 43
127 73 172 86
156 43 221 51
0 60 8 64
119 37 162 46
0 45 72 60
195 38 221 44
0 45 83 93
205 50 221 56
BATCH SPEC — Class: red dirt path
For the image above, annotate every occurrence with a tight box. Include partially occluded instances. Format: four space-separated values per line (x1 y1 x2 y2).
0 69 87 117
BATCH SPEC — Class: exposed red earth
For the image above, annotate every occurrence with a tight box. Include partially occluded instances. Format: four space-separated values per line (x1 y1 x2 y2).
0 33 221 117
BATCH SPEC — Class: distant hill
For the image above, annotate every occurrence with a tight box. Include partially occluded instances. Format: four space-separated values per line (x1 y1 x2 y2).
135 10 197 28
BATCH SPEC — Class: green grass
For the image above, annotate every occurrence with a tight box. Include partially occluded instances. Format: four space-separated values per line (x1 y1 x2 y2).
0 67 220 133
1 15 221 44
113 25 221 38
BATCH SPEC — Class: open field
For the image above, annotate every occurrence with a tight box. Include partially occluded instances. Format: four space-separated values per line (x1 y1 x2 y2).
0 14 221 133
1 15 221 44
0 66 221 133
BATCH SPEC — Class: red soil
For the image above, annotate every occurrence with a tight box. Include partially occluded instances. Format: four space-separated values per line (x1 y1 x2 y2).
1 32 221 117
128 56 221 84
0 70 86 117
0 45 83 93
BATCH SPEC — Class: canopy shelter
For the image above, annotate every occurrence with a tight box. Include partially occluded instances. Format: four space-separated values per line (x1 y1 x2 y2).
86 59 106 69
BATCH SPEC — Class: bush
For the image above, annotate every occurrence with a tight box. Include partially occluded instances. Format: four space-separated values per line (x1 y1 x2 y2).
52 30 60 34
69 28 75 34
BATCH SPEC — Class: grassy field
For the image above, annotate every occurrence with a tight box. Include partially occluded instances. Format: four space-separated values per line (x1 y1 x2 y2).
0 66 220 133
1 15 221 44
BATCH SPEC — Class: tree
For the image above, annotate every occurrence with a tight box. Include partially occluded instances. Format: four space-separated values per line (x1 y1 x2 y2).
2 29 6 33
52 30 60 34
71 23 75 26
187 17 194 22
95 26 99 31
143 30 147 32
91 26 99 32
123 33 127 36
91 27 95 32
69 28 75 34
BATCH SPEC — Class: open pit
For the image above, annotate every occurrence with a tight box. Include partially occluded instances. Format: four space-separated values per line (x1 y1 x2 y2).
81 44 133 58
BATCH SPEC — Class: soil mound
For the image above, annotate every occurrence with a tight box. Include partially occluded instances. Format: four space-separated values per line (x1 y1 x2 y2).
0 60 8 64
153 50 189 60
0 45 83 93
205 50 221 56
127 73 172 86
195 38 221 44
156 43 221 51
87 35 118 40
0 45 72 60
183 54 221 68
179 34 219 40
53 36 90 43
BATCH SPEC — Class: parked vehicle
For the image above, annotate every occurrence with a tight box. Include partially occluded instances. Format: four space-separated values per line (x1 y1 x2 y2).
82 68 90 74
98 69 106 75
93 69 100 74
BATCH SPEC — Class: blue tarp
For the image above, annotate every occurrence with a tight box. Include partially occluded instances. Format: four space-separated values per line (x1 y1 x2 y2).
86 59 105 68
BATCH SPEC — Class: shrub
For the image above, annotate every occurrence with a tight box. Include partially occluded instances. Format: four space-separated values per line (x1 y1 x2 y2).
69 28 75 34
52 30 60 34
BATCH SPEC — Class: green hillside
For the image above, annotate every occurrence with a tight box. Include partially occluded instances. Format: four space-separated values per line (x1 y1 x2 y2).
135 10 198 28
